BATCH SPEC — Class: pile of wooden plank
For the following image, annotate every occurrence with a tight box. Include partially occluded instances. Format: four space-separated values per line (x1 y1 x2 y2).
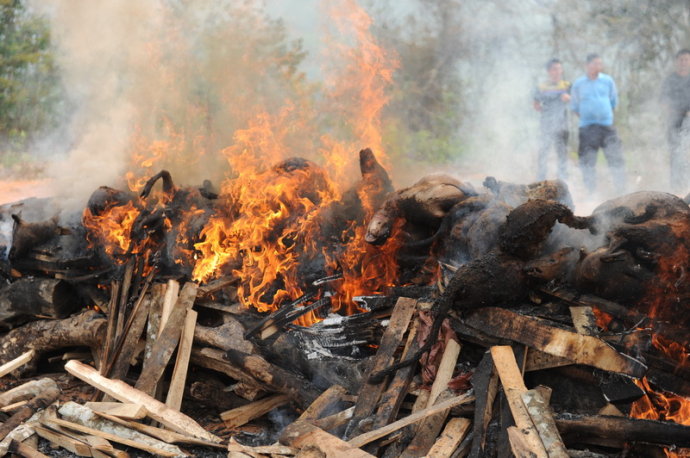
0 285 688 457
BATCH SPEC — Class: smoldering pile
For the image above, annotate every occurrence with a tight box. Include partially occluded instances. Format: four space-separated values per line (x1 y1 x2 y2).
0 148 689 457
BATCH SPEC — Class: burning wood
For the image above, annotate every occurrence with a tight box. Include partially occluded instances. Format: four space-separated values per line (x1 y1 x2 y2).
1 153 690 456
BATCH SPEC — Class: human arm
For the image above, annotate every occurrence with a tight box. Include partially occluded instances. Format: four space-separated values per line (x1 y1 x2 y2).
532 87 542 111
610 77 618 110
569 80 579 115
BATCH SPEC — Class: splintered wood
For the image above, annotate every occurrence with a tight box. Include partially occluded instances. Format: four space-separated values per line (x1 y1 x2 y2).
1 268 690 458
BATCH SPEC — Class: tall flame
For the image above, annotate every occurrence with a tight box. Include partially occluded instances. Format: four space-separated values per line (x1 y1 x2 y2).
82 0 403 326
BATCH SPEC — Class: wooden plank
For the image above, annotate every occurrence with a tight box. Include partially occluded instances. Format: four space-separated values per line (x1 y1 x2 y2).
106 293 152 381
426 417 471 458
80 434 126 458
64 359 221 443
507 426 534 458
0 400 28 412
521 389 568 458
159 279 180 335
468 351 498 458
524 349 572 372
190 347 268 390
0 350 34 378
0 381 60 441
569 306 598 336
85 402 147 420
281 421 375 458
227 438 296 456
101 280 121 371
402 338 462 456
347 391 475 448
165 308 198 410
135 282 197 395
7 439 50 458
345 297 418 439
47 417 178 457
143 283 165 361
466 308 646 377
378 389 430 457
490 346 547 458
400 390 455 457
371 319 420 430
298 385 347 422
313 406 355 432
555 413 690 448
224 349 320 408
94 411 226 448
220 394 290 428
33 425 92 457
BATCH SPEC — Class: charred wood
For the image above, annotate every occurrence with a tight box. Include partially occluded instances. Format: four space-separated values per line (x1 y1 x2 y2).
224 348 320 409
555 413 690 448
0 309 105 368
0 278 82 328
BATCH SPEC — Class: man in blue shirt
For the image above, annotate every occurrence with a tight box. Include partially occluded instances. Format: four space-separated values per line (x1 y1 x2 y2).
570 53 626 193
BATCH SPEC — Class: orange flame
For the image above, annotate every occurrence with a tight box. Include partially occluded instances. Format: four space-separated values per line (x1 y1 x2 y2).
191 1 401 323
86 1 403 327
82 201 142 260
630 376 690 457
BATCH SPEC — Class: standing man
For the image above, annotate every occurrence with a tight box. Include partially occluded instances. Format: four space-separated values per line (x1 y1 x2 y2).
533 58 571 181
661 49 690 192
570 53 626 193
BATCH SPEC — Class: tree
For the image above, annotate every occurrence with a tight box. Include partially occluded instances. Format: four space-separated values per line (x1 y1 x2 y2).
0 0 61 152
369 0 466 164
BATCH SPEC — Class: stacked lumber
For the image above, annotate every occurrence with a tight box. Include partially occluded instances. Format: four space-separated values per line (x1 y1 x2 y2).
0 289 686 457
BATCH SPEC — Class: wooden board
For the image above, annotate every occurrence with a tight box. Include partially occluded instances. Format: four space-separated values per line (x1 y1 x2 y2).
85 402 147 420
490 346 547 458
347 391 474 449
220 394 290 428
281 421 375 458
426 417 471 458
521 389 568 458
298 385 347 422
402 338 462 456
165 308 198 410
135 282 197 395
466 308 646 377
345 297 418 439
64 359 221 443
0 350 34 378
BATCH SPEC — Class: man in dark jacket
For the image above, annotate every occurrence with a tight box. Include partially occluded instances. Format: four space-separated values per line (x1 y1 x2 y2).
661 49 690 192
533 58 571 181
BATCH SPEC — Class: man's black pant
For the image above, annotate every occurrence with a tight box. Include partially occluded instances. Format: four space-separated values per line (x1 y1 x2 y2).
578 124 626 193
667 118 690 192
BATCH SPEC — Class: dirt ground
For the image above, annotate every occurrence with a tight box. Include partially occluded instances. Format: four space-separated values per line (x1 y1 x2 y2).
0 179 54 205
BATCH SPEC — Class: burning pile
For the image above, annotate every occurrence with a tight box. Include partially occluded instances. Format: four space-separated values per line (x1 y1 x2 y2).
2 157 690 456
0 0 689 455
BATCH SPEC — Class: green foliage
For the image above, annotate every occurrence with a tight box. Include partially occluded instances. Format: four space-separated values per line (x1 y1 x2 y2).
0 0 61 152
369 0 466 164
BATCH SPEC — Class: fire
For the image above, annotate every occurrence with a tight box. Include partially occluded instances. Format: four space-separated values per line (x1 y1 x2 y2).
630 377 690 457
83 201 142 260
190 1 401 323
82 0 404 327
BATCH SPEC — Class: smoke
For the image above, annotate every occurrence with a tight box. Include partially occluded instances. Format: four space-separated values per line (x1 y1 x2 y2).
443 1 685 214
28 0 315 213
28 1 162 212
22 0 687 217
